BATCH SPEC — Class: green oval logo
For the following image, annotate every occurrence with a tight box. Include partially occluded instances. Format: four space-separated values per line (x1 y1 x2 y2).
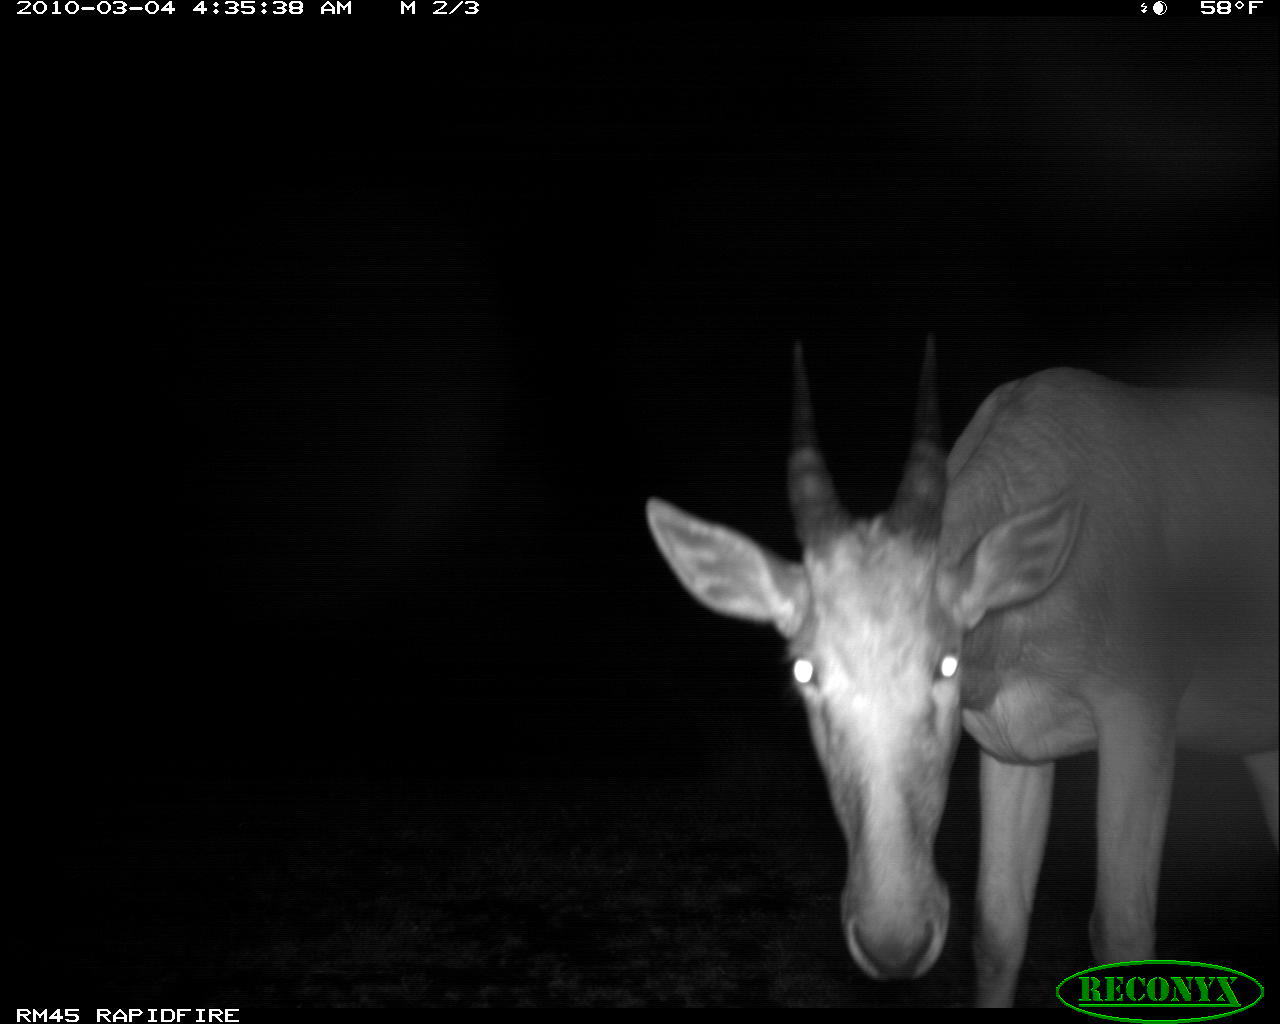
1057 961 1264 1023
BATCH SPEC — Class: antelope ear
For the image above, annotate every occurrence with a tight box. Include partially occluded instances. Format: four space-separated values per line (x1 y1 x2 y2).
646 498 809 636
940 496 1083 630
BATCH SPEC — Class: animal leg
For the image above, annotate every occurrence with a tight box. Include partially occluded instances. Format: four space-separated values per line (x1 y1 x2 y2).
1089 702 1175 965
973 752 1054 1007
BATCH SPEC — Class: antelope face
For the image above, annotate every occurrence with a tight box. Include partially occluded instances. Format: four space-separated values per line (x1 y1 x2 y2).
647 495 963 979
790 525 962 980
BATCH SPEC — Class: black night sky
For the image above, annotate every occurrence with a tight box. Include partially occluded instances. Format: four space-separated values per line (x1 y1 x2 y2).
20 17 1277 1010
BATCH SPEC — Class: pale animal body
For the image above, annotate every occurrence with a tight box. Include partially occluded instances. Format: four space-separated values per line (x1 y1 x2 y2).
646 342 1277 1005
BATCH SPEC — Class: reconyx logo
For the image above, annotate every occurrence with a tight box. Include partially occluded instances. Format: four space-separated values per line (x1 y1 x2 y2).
1057 961 1264 1022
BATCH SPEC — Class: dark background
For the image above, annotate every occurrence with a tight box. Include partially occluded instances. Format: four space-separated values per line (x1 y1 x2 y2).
20 17 1276 1008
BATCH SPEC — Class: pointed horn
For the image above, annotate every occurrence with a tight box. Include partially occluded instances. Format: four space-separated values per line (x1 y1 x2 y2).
789 342 851 548
886 334 947 538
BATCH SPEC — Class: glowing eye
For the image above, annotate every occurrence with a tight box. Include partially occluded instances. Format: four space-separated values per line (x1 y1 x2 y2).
793 658 815 685
938 654 959 679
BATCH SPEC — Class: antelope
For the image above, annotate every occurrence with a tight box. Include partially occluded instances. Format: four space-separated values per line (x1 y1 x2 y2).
645 339 1277 1005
